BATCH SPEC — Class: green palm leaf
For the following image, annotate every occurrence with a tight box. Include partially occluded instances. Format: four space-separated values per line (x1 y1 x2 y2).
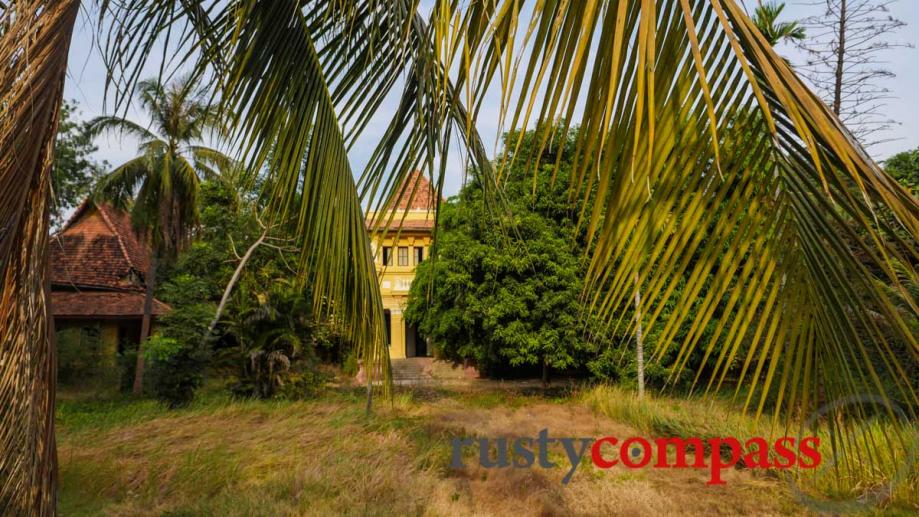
446 0 918 473
97 0 917 466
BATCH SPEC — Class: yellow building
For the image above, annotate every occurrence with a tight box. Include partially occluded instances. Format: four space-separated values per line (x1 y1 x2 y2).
366 171 438 359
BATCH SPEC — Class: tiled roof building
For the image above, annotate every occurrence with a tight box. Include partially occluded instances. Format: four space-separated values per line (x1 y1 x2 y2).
365 171 440 359
50 200 169 317
392 170 437 211
51 201 169 374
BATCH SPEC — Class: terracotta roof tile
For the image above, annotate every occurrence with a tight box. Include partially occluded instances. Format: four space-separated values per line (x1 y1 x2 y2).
50 200 151 291
393 171 438 210
51 291 170 319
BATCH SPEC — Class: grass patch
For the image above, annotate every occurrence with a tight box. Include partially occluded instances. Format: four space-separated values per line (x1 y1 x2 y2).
581 384 919 514
57 384 812 515
57 389 461 516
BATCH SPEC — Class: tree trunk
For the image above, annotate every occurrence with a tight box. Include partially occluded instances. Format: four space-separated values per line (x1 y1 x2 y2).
542 356 550 388
832 0 847 116
634 271 645 398
205 229 267 340
0 2 81 514
133 253 158 395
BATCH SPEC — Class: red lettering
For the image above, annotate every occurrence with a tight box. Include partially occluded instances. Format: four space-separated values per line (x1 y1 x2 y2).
773 437 797 469
591 437 618 469
620 437 652 468
798 437 821 468
706 437 742 485
654 437 707 468
742 437 772 469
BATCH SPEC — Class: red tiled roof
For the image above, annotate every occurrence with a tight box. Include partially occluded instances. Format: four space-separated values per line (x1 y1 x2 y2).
393 171 437 210
51 291 170 319
365 171 440 232
50 200 150 291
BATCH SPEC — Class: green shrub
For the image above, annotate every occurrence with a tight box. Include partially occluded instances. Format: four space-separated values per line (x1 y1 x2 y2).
586 345 671 390
225 282 336 400
272 365 333 400
145 303 213 407
147 339 208 408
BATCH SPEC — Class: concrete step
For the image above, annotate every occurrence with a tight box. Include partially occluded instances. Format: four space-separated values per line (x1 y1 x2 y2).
356 357 479 385
390 358 432 382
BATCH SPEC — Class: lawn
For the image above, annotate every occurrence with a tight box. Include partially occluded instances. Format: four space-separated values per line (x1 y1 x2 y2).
56 385 913 516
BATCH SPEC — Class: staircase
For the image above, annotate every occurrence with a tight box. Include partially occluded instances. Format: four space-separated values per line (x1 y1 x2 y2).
390 358 433 384
357 357 478 385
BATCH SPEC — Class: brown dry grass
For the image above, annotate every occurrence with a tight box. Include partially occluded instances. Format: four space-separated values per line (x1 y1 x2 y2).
58 388 806 516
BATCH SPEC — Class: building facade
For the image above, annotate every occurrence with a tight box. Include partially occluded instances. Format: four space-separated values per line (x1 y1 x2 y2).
50 200 169 376
366 172 437 359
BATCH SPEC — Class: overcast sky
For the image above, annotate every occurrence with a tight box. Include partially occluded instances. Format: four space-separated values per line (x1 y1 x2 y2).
64 1 919 198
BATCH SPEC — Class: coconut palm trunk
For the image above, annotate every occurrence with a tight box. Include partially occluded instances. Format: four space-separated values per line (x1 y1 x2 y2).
0 1 80 514
133 253 158 394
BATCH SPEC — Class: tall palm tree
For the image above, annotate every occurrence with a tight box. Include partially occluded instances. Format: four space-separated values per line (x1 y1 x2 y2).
89 75 231 395
2 1 917 513
752 1 806 47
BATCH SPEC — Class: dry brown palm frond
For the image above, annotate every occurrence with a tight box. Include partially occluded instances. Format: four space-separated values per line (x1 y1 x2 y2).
0 1 80 515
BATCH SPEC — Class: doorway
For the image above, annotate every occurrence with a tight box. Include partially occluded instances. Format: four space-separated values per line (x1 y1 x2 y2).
405 322 427 357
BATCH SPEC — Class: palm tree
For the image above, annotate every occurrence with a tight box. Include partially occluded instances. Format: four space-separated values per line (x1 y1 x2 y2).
89 75 231 395
752 1 807 46
2 1 917 513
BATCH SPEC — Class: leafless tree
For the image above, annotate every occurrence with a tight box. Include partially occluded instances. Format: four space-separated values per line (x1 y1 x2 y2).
798 0 910 148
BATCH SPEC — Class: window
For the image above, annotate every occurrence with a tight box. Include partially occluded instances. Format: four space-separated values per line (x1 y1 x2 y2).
383 310 392 346
398 246 409 266
382 246 392 265
414 246 424 264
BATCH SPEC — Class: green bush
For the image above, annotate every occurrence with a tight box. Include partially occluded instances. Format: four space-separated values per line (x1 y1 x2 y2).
145 303 213 407
272 365 333 400
225 282 336 400
586 345 671 390
147 339 208 408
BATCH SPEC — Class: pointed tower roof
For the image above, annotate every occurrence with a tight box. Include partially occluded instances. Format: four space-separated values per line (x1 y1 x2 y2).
393 171 437 211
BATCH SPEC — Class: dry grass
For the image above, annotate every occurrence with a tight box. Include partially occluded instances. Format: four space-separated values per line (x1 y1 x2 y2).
581 384 919 515
57 386 815 516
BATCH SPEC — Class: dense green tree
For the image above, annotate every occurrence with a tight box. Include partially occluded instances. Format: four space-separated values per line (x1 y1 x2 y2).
885 148 919 194
151 180 343 403
51 100 107 228
406 129 600 382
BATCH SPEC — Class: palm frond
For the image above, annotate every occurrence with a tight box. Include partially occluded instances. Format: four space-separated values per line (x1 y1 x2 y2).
96 1 918 471
443 0 918 470
86 115 160 142
189 144 236 179
0 2 80 515
93 154 154 210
